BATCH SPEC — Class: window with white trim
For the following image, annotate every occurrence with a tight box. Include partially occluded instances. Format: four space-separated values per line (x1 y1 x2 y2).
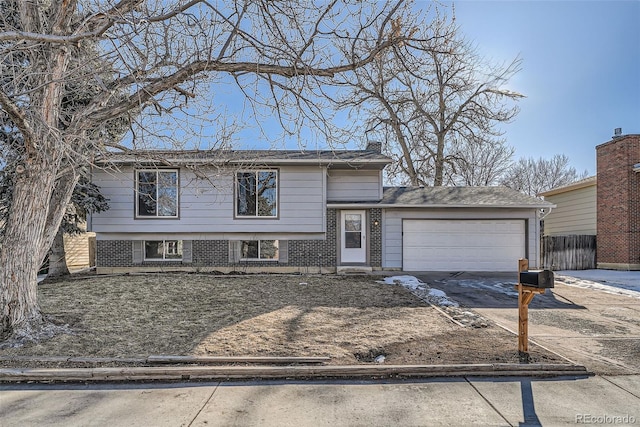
240 240 279 261
136 169 179 217
236 170 277 217
144 240 183 261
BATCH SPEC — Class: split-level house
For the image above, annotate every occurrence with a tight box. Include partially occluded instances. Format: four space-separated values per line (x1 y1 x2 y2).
89 144 551 273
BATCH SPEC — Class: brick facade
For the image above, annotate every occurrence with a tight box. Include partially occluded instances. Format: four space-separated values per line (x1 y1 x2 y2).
96 208 384 272
596 134 640 269
287 209 337 268
369 208 383 268
96 240 133 267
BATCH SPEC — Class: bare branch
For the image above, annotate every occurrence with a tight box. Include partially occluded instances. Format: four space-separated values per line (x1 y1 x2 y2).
0 88 35 152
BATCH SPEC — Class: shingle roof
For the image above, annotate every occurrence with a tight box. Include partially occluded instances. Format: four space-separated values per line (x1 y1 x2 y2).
380 186 552 208
99 149 391 168
328 186 553 208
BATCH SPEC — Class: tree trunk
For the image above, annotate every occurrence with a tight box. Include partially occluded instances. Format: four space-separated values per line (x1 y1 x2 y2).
47 228 70 278
0 163 54 337
391 119 420 187
0 161 77 339
434 133 446 186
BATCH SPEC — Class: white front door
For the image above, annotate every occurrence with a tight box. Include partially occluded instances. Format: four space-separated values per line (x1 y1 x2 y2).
341 210 367 264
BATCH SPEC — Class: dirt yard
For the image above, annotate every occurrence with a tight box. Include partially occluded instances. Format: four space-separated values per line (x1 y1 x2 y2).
0 273 563 368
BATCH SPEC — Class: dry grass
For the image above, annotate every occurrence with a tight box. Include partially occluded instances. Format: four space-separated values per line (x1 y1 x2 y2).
0 273 564 366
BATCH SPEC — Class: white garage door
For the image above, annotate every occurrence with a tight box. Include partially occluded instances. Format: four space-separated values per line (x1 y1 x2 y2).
402 219 526 271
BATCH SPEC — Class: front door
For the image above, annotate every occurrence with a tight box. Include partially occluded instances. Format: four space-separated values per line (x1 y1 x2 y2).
341 210 367 264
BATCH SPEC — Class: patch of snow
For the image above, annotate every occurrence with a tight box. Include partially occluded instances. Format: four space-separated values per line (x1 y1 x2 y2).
556 270 640 295
379 275 458 307
435 278 519 297
374 355 386 364
427 288 447 298
429 270 640 299
379 275 424 290
556 275 640 299
427 289 459 307
378 275 492 327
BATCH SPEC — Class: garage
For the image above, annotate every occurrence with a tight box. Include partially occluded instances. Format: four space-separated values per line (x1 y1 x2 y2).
402 219 526 271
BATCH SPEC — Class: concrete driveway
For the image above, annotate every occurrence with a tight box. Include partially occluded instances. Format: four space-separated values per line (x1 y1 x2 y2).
413 271 640 375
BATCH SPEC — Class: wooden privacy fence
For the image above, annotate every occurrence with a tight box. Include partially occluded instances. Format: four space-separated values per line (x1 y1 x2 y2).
541 235 596 270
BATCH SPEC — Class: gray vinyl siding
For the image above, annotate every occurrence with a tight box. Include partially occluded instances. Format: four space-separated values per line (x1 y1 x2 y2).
542 185 597 236
382 208 541 269
91 165 325 233
327 170 382 201
96 209 339 271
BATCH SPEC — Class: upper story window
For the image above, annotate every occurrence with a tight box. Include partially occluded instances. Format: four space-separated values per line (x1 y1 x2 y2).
136 169 179 218
236 170 278 217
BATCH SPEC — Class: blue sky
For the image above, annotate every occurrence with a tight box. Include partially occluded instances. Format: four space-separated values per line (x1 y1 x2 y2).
144 1 638 176
446 0 640 175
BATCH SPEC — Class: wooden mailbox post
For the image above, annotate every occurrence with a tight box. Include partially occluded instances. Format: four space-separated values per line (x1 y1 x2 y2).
516 259 554 361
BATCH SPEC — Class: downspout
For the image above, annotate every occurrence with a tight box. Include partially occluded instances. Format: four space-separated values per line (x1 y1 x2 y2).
539 206 554 221
538 206 554 269
87 166 94 232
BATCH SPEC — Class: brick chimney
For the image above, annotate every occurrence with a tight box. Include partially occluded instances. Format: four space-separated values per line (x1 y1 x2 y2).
365 141 382 153
596 133 640 269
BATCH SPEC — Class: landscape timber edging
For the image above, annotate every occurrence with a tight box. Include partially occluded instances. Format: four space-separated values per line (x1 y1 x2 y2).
0 363 590 383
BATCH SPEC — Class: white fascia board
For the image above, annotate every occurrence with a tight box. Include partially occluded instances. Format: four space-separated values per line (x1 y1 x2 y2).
327 203 556 209
103 158 391 168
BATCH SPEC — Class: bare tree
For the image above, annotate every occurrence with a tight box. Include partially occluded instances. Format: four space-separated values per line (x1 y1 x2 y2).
0 0 413 340
448 136 514 186
340 12 523 186
500 154 589 196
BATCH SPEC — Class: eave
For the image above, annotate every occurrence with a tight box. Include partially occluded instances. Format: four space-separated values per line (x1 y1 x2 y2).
327 202 556 209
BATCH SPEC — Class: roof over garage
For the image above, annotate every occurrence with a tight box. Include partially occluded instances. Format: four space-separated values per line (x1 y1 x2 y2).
328 186 554 209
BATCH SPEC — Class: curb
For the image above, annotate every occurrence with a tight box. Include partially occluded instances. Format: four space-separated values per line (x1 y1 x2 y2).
0 363 590 383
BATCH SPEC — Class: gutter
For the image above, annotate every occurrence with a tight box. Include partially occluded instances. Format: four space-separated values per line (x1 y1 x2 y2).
97 158 392 167
327 203 556 210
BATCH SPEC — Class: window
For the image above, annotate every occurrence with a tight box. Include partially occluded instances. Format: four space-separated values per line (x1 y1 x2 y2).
240 240 279 261
236 170 277 217
136 170 178 217
144 240 183 260
344 213 362 248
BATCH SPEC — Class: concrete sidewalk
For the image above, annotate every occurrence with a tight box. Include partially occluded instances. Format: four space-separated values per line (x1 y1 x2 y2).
2 375 639 426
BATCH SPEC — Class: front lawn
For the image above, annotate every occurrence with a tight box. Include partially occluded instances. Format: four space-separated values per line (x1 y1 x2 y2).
0 273 562 366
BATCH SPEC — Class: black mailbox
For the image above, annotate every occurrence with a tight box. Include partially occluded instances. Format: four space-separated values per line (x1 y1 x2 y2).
519 270 554 288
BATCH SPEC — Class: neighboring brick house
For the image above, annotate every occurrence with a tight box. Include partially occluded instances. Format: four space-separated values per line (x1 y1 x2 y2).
596 134 640 270
541 133 640 270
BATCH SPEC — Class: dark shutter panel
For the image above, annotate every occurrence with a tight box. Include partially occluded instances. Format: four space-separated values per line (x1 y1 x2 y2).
278 240 288 263
229 241 241 264
132 241 143 264
182 240 192 263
